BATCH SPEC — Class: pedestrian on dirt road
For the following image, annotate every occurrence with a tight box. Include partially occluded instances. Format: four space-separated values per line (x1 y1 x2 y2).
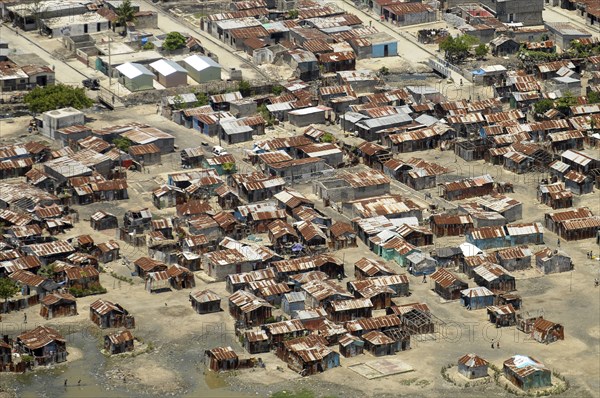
491 339 494 349
557 238 560 248
496 341 500 349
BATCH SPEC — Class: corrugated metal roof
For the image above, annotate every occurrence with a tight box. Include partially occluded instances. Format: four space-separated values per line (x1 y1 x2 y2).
505 222 543 236
330 298 373 312
504 355 548 378
430 268 465 289
229 290 273 313
24 240 75 257
460 286 494 298
90 299 125 316
264 319 305 335
473 262 511 282
106 330 134 345
207 346 238 360
458 353 488 367
486 304 516 315
302 279 351 302
345 314 401 332
17 326 65 350
9 269 45 287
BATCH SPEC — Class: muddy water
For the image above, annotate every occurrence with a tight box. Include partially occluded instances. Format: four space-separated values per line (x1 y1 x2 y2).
11 333 249 398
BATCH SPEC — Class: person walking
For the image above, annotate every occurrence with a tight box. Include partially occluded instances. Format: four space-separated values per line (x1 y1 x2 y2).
496 341 500 349
490 339 494 349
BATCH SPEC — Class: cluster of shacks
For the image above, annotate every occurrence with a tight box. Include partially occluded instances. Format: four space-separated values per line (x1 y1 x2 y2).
3 2 598 383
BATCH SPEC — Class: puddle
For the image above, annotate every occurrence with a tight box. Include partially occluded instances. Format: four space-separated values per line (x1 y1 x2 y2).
9 332 250 398
204 370 228 389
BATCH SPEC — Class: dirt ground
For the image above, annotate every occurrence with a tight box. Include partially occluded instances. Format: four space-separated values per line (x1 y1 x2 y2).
1 98 600 397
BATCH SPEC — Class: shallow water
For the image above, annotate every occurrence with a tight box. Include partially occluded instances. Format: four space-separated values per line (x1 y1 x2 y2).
11 333 249 398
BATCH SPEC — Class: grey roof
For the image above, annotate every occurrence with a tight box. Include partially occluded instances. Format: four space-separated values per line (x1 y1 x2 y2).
284 291 306 303
184 55 221 71
221 121 253 136
415 114 439 127
150 59 187 76
545 22 592 37
165 93 197 105
407 86 440 95
435 247 462 258
341 112 368 123
115 62 153 79
356 113 413 129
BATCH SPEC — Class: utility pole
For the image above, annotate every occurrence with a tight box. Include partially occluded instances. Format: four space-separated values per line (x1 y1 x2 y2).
217 109 222 147
108 37 112 104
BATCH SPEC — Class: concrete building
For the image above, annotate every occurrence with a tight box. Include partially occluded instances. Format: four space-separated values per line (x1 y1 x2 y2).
313 170 391 202
545 22 592 50
42 13 110 38
149 59 188 88
458 354 489 379
288 106 330 127
41 107 85 140
115 62 154 92
8 0 90 31
382 3 437 26
182 55 221 83
479 0 544 26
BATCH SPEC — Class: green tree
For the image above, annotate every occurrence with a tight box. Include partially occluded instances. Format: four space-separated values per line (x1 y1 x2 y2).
587 90 600 104
38 263 56 279
439 35 478 63
24 84 93 113
474 44 488 59
163 32 187 51
555 92 577 114
238 80 252 97
113 137 133 152
271 85 284 95
171 94 185 110
116 0 136 29
379 66 390 76
533 99 554 115
258 103 274 126
195 92 208 106
142 41 154 50
221 162 236 174
321 132 334 143
287 9 299 19
0 278 19 303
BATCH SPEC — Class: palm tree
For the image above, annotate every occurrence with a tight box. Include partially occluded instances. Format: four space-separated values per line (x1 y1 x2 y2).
116 0 135 31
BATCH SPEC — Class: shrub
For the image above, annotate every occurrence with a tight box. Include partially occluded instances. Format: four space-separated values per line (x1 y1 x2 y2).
163 32 186 51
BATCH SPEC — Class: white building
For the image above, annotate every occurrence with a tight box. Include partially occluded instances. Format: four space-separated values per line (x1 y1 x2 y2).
41 107 85 139
115 62 154 92
42 13 110 38
149 59 188 88
182 55 221 83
